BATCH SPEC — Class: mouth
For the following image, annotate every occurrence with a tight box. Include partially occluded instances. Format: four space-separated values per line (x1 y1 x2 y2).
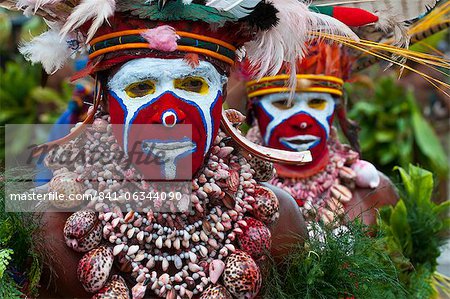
279 135 320 151
142 139 196 151
142 138 197 157
141 138 197 179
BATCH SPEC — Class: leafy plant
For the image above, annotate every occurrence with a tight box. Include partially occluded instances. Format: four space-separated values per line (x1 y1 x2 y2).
346 76 448 179
263 219 405 299
0 176 44 298
0 57 73 161
0 58 70 126
378 164 450 298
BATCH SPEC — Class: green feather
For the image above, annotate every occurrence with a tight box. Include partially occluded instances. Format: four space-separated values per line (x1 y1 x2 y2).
117 0 237 26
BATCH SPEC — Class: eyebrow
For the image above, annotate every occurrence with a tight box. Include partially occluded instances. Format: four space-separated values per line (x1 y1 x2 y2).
109 64 215 88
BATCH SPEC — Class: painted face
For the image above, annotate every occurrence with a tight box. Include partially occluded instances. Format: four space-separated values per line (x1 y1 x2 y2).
254 92 335 164
107 58 226 180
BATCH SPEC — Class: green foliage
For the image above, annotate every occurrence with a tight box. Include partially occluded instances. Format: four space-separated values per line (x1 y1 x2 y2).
378 164 450 298
0 10 11 47
347 76 448 179
0 274 24 299
0 57 70 126
0 249 13 279
0 249 24 298
0 57 73 161
0 179 43 297
263 220 405 299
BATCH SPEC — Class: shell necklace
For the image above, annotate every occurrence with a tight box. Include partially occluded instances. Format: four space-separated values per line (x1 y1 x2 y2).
46 115 279 299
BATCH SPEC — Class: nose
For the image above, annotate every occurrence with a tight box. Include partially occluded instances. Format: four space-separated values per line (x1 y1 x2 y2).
152 109 186 127
293 116 314 130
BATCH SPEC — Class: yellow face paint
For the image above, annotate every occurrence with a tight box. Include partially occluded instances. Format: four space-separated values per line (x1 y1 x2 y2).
307 98 327 110
174 76 209 94
125 80 156 98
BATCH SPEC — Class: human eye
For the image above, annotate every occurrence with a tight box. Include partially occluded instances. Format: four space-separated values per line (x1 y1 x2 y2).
125 80 156 98
174 76 209 94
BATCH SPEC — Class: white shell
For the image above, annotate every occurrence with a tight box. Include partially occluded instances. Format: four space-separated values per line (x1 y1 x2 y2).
351 160 380 188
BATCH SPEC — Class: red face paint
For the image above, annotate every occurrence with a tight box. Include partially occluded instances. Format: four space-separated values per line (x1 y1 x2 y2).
107 58 225 180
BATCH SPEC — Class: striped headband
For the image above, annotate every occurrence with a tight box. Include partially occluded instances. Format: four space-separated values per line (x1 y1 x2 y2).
246 74 344 98
89 29 237 66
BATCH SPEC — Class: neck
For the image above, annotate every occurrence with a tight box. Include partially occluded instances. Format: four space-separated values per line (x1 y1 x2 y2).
274 148 330 179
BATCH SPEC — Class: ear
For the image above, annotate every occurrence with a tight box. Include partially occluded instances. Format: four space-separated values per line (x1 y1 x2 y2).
335 95 361 154
222 82 228 100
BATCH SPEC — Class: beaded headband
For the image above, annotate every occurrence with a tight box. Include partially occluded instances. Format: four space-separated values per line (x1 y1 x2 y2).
89 29 237 65
246 74 344 98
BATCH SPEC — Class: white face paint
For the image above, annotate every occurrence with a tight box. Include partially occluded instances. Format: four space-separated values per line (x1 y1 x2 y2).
258 92 335 150
108 58 227 154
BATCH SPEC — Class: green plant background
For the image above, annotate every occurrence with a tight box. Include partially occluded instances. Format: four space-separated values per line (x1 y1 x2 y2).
345 74 448 181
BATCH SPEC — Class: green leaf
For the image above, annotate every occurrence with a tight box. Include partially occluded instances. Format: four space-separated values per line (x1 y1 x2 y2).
411 110 448 176
394 166 413 196
379 206 393 226
0 249 13 278
389 200 412 256
432 200 450 216
406 164 434 206
29 87 67 106
0 274 24 299
375 130 396 142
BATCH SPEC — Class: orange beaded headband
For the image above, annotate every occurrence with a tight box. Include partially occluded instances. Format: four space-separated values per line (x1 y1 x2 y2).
88 29 237 65
246 74 344 98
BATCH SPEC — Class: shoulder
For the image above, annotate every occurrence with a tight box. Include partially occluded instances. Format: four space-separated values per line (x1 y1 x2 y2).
39 212 90 297
262 183 308 259
346 172 399 225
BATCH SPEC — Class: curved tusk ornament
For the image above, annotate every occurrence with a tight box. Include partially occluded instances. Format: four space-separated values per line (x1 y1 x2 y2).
220 109 312 165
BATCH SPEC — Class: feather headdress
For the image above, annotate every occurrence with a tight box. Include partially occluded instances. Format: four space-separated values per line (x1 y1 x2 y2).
312 0 441 46
1 0 358 79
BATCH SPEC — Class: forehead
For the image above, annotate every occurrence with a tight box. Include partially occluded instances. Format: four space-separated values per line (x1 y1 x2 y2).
108 58 225 87
259 92 335 103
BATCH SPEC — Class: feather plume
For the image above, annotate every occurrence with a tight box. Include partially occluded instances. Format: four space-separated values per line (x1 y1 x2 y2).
313 0 439 22
312 0 439 46
60 0 115 43
16 0 62 14
244 0 357 100
140 25 179 52
19 29 73 74
206 0 261 18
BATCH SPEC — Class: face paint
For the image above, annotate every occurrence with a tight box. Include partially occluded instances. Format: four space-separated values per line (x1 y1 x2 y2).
254 92 335 173
107 58 227 180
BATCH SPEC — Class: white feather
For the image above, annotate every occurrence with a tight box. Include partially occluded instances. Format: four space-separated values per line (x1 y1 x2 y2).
16 0 62 13
60 0 115 43
206 0 261 18
19 29 73 74
244 0 357 84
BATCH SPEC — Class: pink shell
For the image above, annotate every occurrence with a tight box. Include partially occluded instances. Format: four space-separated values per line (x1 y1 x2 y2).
48 171 85 208
237 217 271 260
92 275 130 298
64 210 102 252
77 246 114 293
92 118 108 133
251 185 280 225
223 250 261 299
209 259 226 284
200 284 233 299
351 160 380 188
